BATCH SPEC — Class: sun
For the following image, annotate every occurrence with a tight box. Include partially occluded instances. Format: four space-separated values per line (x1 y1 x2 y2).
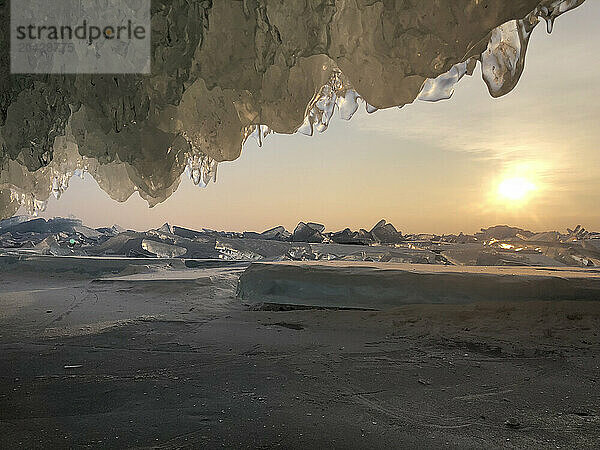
497 177 536 202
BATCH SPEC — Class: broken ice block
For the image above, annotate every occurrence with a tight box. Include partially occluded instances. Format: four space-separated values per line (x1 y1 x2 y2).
141 239 187 258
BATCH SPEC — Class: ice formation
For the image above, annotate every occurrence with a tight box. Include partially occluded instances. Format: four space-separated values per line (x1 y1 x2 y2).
184 154 218 189
1 216 599 268
417 0 585 100
418 60 474 102
0 0 587 217
141 239 187 258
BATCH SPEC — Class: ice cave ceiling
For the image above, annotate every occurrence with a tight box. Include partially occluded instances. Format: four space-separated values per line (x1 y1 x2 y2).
0 0 586 219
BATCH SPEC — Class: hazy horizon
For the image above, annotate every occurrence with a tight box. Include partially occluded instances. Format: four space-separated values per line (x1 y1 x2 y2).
24 1 600 235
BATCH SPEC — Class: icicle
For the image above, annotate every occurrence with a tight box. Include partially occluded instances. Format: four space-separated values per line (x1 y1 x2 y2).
336 90 360 120
418 60 471 102
297 114 314 136
481 19 535 98
185 154 218 188
365 102 378 114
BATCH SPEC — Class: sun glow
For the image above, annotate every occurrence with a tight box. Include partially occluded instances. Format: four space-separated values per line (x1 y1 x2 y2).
497 177 536 202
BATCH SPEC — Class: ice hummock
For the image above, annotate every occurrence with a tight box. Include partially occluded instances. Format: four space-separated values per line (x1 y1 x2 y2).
237 261 600 310
1 217 599 268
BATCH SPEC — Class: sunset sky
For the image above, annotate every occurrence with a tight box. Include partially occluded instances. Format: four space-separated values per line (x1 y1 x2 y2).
34 1 600 234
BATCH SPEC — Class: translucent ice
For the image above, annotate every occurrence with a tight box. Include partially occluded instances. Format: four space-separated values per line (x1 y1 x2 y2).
536 0 586 33
0 0 588 217
184 155 218 188
418 60 471 102
141 239 187 258
481 20 534 98
336 90 360 121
